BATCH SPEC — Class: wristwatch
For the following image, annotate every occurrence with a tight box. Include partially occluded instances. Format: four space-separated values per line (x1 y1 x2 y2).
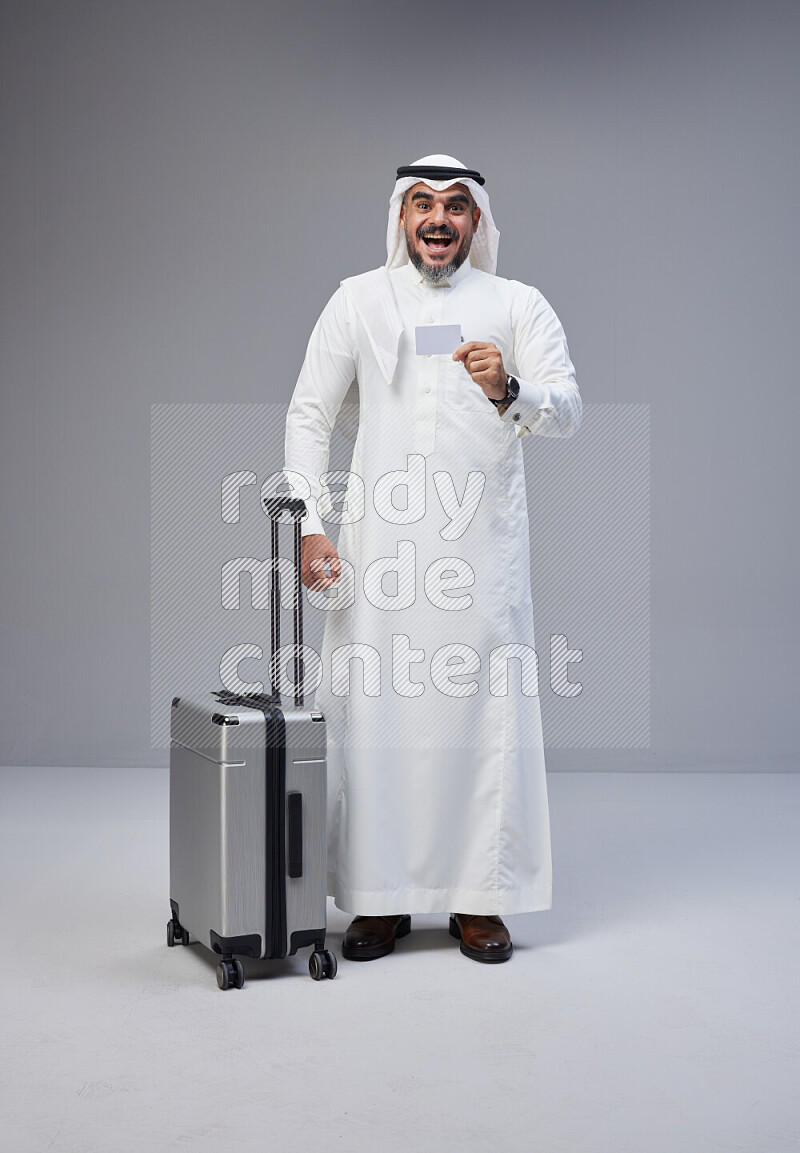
488 375 520 407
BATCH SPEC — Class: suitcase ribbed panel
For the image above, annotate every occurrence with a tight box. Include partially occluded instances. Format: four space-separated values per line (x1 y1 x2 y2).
170 699 267 953
283 711 327 950
221 749 268 941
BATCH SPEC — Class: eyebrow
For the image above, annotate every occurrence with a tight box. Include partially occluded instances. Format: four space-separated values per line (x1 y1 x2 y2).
411 190 471 206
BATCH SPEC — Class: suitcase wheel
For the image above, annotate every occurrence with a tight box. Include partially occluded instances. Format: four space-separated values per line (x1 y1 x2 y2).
216 959 245 991
309 950 337 981
166 920 189 948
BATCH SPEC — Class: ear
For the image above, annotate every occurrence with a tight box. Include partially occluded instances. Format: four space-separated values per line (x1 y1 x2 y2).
472 204 481 231
399 200 406 227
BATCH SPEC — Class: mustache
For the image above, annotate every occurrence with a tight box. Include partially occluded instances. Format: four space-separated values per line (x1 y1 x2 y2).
416 224 459 241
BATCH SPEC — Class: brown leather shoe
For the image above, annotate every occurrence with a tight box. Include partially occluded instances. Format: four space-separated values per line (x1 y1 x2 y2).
341 914 411 961
449 914 513 963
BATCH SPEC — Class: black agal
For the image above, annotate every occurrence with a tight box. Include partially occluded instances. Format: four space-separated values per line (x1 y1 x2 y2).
396 165 485 187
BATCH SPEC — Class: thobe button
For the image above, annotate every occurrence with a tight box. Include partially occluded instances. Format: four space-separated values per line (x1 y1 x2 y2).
513 413 520 421
425 386 431 393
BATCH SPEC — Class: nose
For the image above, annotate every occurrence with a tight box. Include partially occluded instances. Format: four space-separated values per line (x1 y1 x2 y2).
430 202 448 226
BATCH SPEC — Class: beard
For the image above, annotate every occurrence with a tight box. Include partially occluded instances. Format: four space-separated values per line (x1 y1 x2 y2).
405 224 473 284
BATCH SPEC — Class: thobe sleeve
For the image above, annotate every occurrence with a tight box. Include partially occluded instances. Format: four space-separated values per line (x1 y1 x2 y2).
501 286 582 438
284 287 357 537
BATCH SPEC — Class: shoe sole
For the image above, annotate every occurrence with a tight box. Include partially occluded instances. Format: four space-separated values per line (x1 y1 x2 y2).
341 915 411 961
449 915 513 964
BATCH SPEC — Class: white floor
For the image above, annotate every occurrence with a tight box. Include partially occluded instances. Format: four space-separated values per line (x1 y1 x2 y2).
0 769 797 1153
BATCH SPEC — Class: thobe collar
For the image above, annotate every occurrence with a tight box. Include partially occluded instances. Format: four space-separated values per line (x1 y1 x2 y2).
401 257 475 290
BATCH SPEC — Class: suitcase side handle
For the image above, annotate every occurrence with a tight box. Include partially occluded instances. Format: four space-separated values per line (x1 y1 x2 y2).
287 791 303 878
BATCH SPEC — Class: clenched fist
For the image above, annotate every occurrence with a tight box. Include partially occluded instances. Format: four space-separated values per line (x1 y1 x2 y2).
301 534 341 590
453 341 508 401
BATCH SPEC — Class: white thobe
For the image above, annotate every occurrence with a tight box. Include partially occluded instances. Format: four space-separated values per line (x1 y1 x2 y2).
284 259 580 915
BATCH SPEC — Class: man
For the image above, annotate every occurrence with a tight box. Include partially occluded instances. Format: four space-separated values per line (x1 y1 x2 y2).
283 154 580 963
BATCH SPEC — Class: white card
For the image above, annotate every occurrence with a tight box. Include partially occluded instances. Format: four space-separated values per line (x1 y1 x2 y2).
415 324 463 356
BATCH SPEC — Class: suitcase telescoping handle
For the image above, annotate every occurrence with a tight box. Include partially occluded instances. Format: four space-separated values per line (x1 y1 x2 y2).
262 495 306 708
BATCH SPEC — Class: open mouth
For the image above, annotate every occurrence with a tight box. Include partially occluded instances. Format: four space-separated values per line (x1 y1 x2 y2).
421 231 457 254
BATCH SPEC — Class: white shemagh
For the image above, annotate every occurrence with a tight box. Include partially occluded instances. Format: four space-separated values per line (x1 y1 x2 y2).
386 153 500 274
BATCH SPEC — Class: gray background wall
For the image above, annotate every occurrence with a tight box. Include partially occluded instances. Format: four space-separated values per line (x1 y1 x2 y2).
1 0 798 769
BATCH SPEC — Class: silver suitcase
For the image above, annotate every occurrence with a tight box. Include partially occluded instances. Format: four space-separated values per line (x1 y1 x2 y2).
167 496 336 988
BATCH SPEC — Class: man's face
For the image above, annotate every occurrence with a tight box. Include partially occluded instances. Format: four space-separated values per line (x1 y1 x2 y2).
399 182 481 283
